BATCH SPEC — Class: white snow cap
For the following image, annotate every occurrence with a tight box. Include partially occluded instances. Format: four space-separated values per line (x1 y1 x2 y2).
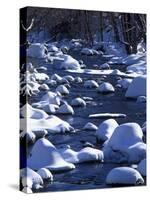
125 75 146 98
103 122 146 163
96 119 118 142
83 122 98 131
71 97 86 107
27 138 75 171
84 80 99 88
106 167 144 185
37 168 53 181
97 82 115 93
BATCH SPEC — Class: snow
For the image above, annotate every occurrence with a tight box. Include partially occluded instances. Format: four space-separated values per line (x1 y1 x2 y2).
117 78 133 89
20 131 36 144
20 115 74 134
106 167 144 185
84 80 99 88
27 43 48 58
57 103 74 115
127 61 146 75
33 72 49 81
74 76 83 83
28 138 75 171
103 123 146 163
37 168 53 180
122 53 146 66
125 75 146 98
56 85 69 95
137 159 146 176
20 168 43 190
89 113 126 118
63 75 75 82
22 187 33 193
71 97 86 107
39 83 49 91
59 146 104 164
20 103 49 119
60 55 81 70
96 119 118 142
83 122 98 131
51 73 62 82
136 96 146 103
97 82 115 93
81 48 99 56
41 91 61 105
100 63 110 69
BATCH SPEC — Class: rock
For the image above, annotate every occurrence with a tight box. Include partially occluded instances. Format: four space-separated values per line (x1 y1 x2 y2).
20 168 43 190
63 75 75 82
83 122 98 131
96 119 118 142
60 55 80 70
41 91 61 105
125 75 146 98
84 80 99 88
57 104 74 115
27 138 75 171
103 123 146 163
20 103 49 119
97 82 115 93
117 78 132 89
37 168 53 181
100 63 110 69
74 77 83 83
136 96 146 103
56 85 69 95
106 167 144 185
71 97 86 107
51 74 62 83
20 131 36 144
137 159 146 176
46 79 57 87
39 83 49 91
42 104 59 114
81 48 94 56
27 43 48 58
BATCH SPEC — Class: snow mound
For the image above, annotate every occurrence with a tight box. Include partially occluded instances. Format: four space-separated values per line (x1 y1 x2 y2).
37 168 53 181
20 103 49 119
97 82 115 93
20 167 43 190
83 122 98 131
106 167 144 185
125 75 146 98
96 119 118 142
57 104 74 115
60 55 81 70
60 146 103 164
28 138 75 171
137 159 146 176
84 80 99 88
71 97 86 107
27 43 48 58
103 123 146 163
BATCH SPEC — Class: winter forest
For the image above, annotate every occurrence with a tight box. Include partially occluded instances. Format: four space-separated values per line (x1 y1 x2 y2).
20 7 146 193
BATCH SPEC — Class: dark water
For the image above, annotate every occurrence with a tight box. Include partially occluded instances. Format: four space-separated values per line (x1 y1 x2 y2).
27 50 146 192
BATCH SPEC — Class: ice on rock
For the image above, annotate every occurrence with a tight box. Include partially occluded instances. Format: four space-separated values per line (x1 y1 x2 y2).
37 168 53 181
20 103 49 119
83 122 98 131
106 167 144 185
20 168 43 190
28 138 75 171
71 97 86 107
84 80 99 88
137 159 146 176
60 55 81 70
97 82 115 93
27 43 48 58
56 85 69 95
125 75 146 98
60 146 103 164
117 78 132 89
103 123 146 163
96 119 118 142
57 103 74 115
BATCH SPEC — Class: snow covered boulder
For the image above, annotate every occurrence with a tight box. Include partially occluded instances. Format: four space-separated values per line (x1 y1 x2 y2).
20 168 43 190
20 103 49 119
63 75 75 82
60 146 103 164
97 82 115 93
51 73 62 83
96 119 118 142
84 80 99 88
39 83 49 91
137 159 146 176
83 122 98 131
37 168 53 181
41 91 61 105
106 167 144 185
103 123 146 164
122 53 145 66
60 55 81 70
81 48 94 56
20 130 36 144
136 96 146 103
74 76 83 83
117 78 132 89
57 104 74 115
56 85 69 95
100 63 110 69
27 43 48 58
71 97 86 107
42 104 59 114
28 138 75 171
125 75 146 98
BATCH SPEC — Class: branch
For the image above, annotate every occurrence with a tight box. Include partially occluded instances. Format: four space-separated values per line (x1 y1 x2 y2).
21 18 34 32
